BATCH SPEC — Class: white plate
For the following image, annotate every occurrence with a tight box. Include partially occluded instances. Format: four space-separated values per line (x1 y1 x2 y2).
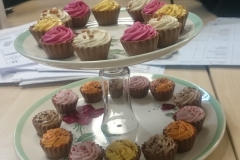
14 9 203 69
14 73 226 160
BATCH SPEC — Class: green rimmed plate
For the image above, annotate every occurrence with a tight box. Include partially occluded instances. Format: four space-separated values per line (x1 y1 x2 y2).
14 73 225 160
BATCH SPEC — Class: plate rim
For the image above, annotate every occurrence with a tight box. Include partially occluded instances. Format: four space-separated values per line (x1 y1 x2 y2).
14 74 226 160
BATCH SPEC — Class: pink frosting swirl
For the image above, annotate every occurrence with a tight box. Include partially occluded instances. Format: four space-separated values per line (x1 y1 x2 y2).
64 0 90 17
121 22 157 41
174 106 205 122
130 76 149 89
52 89 78 105
142 0 166 14
42 26 75 44
69 142 102 160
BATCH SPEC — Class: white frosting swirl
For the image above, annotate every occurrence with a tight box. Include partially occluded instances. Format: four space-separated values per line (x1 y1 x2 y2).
73 29 111 47
32 110 61 126
127 0 151 11
175 106 205 122
41 7 71 23
148 15 180 30
52 89 78 105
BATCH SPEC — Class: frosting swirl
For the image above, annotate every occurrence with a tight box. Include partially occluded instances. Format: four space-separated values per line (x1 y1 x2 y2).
69 142 102 160
41 7 71 23
32 17 62 32
148 15 180 30
105 140 139 160
42 26 75 44
174 106 205 122
150 78 175 92
127 0 150 11
155 4 187 18
144 134 176 154
92 0 120 11
80 81 102 94
142 0 165 14
121 22 158 41
41 128 72 148
52 89 78 105
164 120 196 140
64 0 90 17
130 76 149 89
73 29 111 47
32 110 61 126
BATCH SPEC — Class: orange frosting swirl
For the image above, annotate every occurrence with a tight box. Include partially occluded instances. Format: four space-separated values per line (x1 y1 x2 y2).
41 128 72 148
80 81 102 94
164 121 196 140
151 78 174 92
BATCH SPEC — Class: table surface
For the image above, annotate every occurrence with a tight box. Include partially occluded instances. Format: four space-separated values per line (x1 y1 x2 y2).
1 0 238 159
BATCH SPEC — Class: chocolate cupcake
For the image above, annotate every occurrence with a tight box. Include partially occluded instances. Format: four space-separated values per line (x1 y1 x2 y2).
129 76 149 98
80 80 103 103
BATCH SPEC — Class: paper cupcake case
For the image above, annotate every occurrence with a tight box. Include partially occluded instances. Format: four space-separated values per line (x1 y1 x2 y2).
141 12 153 24
63 18 72 28
150 85 175 101
130 86 149 98
71 12 91 28
52 99 78 115
29 26 46 46
190 117 205 133
172 132 196 153
127 9 144 22
80 90 103 103
32 120 62 136
177 12 189 33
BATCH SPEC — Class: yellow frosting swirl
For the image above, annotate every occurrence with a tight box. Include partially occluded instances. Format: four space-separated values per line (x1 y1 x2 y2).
105 140 138 160
164 120 196 140
92 0 120 11
41 128 72 148
32 17 62 32
80 81 102 94
155 4 186 18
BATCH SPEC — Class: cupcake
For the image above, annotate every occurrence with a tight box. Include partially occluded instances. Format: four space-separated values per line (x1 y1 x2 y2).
29 17 63 46
80 80 103 103
64 0 91 28
73 29 111 61
40 25 75 59
141 134 178 160
109 79 123 98
174 87 202 108
104 139 141 160
69 142 104 160
32 110 62 136
150 78 175 101
41 7 72 27
120 22 159 56
155 4 188 33
92 0 121 25
129 76 149 98
141 0 166 23
52 89 79 114
127 0 151 22
163 120 197 152
174 106 205 132
40 128 73 159
148 14 182 48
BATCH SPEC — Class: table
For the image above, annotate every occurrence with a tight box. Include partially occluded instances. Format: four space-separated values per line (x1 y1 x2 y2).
0 0 237 159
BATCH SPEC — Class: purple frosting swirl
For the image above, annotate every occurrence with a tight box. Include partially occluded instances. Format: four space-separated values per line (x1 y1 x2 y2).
64 0 90 17
130 76 149 89
142 0 166 14
175 106 205 122
42 26 75 44
121 22 158 41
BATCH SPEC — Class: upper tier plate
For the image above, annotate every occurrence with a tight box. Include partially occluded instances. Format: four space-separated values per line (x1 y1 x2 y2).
14 9 203 70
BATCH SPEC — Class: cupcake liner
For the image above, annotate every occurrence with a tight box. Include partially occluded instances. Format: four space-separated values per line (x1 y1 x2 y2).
52 98 78 115
92 6 121 25
130 86 149 99
157 23 182 48
120 33 159 56
33 119 62 136
141 11 153 23
141 143 178 160
63 18 72 28
173 131 196 153
127 9 144 22
39 39 74 60
74 40 111 61
29 26 46 46
71 12 91 28
80 89 103 103
177 12 189 33
150 84 175 101
40 131 73 159
191 116 205 133
109 88 123 98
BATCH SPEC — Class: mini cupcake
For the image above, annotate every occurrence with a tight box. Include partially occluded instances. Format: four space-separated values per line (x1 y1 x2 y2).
148 14 182 48
141 0 166 23
155 4 188 33
163 120 197 152
80 80 103 103
32 110 62 136
174 106 205 132
64 0 91 28
150 78 175 101
104 139 141 160
141 134 178 160
40 25 75 59
174 87 202 108
29 17 63 45
129 76 149 98
73 29 111 61
52 89 79 114
120 22 159 56
109 79 123 98
69 142 104 160
127 0 151 22
92 0 121 25
40 128 73 159
41 7 72 27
